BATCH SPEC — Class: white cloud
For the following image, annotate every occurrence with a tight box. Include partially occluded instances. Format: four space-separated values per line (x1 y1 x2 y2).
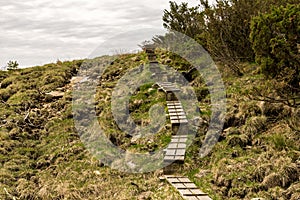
0 0 203 67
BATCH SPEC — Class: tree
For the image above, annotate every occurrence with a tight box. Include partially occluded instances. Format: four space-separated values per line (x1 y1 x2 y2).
201 0 259 61
162 1 205 42
162 0 299 76
7 60 19 70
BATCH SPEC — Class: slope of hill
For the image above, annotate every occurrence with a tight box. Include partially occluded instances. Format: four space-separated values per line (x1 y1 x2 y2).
0 52 299 200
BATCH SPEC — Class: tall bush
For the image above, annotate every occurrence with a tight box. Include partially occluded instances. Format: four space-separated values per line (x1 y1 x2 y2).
250 4 300 89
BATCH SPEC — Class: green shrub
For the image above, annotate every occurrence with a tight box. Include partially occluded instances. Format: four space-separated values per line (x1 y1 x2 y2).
271 134 287 151
6 61 19 70
0 87 17 101
7 90 40 106
250 4 300 89
1 76 18 88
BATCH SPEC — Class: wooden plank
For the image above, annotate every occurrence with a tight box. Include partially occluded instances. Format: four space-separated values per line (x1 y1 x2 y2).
165 176 211 200
166 177 180 183
169 112 186 116
168 111 185 115
167 103 181 105
179 138 188 143
170 115 186 120
184 183 198 189
167 103 182 106
178 178 191 183
156 82 181 94
189 189 207 195
164 156 175 160
176 149 186 156
178 115 187 119
171 138 180 142
168 108 185 113
172 135 188 138
174 156 185 160
197 196 212 200
170 119 188 124
164 156 185 162
167 105 182 108
166 149 176 156
179 189 192 196
167 143 187 149
168 112 185 116
178 143 187 148
170 116 187 121
165 149 186 156
172 183 186 189
164 135 188 162
165 89 180 93
169 111 185 115
170 117 187 122
167 105 183 109
185 196 199 200
168 143 178 148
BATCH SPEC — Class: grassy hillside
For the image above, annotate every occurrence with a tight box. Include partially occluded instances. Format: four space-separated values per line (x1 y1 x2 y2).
0 52 299 199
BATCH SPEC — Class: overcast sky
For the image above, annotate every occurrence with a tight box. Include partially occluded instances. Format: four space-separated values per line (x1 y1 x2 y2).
0 0 208 68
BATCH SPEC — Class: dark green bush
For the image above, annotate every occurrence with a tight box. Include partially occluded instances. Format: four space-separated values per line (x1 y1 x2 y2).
250 4 300 89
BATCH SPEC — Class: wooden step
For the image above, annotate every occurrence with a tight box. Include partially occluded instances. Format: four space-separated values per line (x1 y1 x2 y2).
157 82 181 93
165 176 212 200
166 101 188 125
163 135 188 163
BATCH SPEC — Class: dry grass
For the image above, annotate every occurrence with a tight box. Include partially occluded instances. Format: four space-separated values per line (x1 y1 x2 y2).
0 55 299 200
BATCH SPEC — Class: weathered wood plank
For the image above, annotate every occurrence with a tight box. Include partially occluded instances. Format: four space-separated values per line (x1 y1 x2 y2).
164 176 212 200
156 82 181 94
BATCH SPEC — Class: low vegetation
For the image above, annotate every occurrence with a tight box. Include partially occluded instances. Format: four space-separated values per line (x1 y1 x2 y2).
0 1 299 199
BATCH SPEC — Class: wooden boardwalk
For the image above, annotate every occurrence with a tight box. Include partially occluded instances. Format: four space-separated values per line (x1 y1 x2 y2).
155 82 180 101
147 51 211 199
156 82 180 93
165 176 212 200
167 101 188 124
164 135 188 163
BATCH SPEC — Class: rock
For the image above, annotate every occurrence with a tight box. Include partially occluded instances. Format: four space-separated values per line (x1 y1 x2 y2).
191 117 207 127
93 170 101 175
129 99 144 110
45 91 64 99
131 135 141 145
56 87 64 91
138 191 152 200
127 161 136 169
147 88 155 93
70 76 86 85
